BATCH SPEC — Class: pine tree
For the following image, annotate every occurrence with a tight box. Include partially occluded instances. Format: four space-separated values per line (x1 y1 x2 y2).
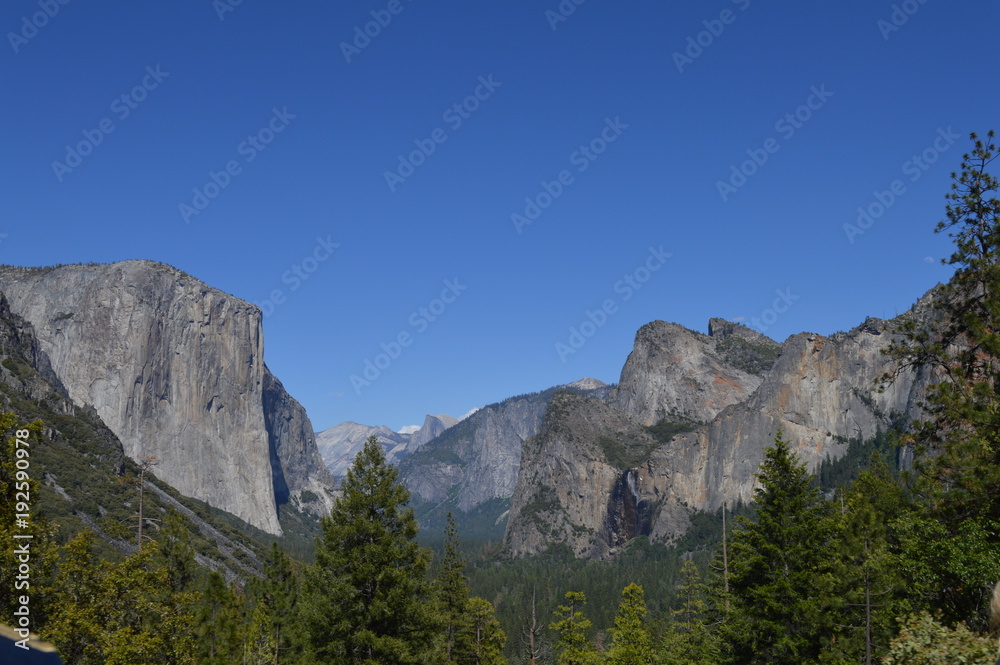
465 596 509 665
154 510 198 594
254 542 302 665
721 432 834 665
882 130 1000 625
825 459 910 665
606 583 655 665
302 435 438 664
549 591 600 665
436 512 471 663
194 571 243 665
659 560 719 665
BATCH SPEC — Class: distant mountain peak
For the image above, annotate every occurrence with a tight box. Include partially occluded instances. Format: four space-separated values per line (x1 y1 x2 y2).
563 377 608 391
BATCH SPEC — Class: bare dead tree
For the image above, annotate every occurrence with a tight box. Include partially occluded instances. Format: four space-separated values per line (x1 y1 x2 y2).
522 587 542 665
134 455 160 547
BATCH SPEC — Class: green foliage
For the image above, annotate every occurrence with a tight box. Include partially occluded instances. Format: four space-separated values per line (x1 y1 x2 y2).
436 513 471 663
882 130 1000 626
597 432 662 470
549 591 601 665
302 435 438 664
644 417 701 445
824 459 913 664
464 597 509 665
43 534 199 665
658 561 719 665
882 612 998 665
815 426 902 493
714 335 782 376
249 542 303 664
606 583 656 665
721 432 836 665
193 572 242 665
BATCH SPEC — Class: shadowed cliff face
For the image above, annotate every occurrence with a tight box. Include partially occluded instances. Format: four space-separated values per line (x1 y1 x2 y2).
0 261 335 535
504 392 664 559
262 370 335 519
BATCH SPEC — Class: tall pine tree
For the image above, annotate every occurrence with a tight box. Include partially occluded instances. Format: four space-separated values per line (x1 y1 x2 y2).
435 512 471 664
721 432 834 665
660 560 719 665
882 130 1000 625
549 591 600 665
302 435 438 664
606 583 655 665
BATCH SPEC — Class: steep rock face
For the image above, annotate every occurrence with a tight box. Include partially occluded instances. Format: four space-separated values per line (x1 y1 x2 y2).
505 305 934 557
637 316 929 538
409 414 459 450
262 370 335 517
504 392 666 559
0 261 333 535
608 320 780 426
401 380 609 513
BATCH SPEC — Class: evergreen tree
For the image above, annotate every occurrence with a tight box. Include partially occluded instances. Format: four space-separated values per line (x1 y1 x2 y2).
549 591 600 665
194 571 243 665
825 459 910 665
245 602 279 665
254 541 302 665
721 432 834 665
883 130 1000 625
47 536 199 665
43 531 105 664
659 560 719 665
436 512 471 663
606 583 655 665
302 435 437 664
154 510 199 594
464 597 508 665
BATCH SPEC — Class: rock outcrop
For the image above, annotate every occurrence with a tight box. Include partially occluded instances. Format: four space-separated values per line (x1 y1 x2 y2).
636 315 929 534
401 380 609 514
262 371 335 518
504 302 934 558
0 261 335 534
409 414 459 450
608 320 780 426
505 392 669 558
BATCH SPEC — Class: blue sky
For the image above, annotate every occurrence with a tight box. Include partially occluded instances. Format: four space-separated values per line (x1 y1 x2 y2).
3 0 998 431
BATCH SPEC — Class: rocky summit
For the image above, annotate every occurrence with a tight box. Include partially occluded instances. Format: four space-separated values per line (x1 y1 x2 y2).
499 299 935 558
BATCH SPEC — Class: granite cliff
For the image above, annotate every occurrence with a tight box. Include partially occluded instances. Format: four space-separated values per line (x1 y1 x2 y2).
503 304 933 558
0 261 335 535
608 318 781 426
400 379 611 515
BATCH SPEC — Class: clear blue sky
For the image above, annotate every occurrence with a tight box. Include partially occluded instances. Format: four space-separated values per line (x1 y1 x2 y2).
3 0 998 431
